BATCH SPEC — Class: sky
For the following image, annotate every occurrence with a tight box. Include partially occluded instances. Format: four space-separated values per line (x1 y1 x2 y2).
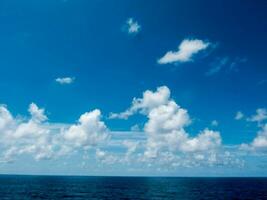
0 0 267 176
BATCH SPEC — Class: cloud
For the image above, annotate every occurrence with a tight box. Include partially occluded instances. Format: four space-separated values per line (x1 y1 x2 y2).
55 77 75 85
229 57 247 72
63 109 109 148
247 108 267 123
111 86 222 161
235 111 244 120
0 103 109 162
240 124 267 151
158 39 210 64
125 18 141 34
240 108 267 151
206 57 247 76
205 57 229 76
0 87 245 170
211 120 219 126
251 124 267 149
109 86 170 119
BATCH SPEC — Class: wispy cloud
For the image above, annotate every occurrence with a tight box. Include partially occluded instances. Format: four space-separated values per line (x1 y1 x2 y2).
55 77 75 85
229 57 247 72
205 57 229 76
206 57 247 76
158 39 210 64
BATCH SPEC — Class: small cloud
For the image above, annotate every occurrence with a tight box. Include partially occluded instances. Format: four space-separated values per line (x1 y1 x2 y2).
205 57 229 76
158 39 210 64
206 57 246 76
55 77 75 85
235 111 244 120
130 124 141 131
258 79 267 86
247 108 267 123
125 18 141 35
229 57 247 72
211 120 218 126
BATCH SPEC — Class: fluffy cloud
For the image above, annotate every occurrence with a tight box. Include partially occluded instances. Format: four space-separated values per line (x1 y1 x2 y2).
63 109 109 148
251 124 267 149
125 18 141 34
55 77 75 85
240 108 267 151
0 103 109 162
110 86 170 119
240 124 267 151
0 86 245 170
111 86 222 161
158 39 210 64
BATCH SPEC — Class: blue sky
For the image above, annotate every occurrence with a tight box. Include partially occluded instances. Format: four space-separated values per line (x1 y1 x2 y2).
0 0 267 176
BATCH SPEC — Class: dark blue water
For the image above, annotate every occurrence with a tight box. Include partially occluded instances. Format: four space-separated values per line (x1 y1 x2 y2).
0 175 266 199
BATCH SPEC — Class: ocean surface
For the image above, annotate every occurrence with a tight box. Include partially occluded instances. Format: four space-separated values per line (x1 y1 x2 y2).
0 175 266 199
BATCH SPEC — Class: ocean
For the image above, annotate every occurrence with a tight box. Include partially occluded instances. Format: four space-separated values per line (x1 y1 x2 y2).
0 175 266 199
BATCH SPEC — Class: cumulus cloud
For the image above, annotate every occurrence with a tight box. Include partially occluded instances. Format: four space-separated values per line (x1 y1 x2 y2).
63 109 109 148
0 103 109 162
55 77 75 85
240 124 267 151
111 86 222 161
158 39 210 64
240 108 267 151
109 86 170 119
0 86 245 170
125 18 141 34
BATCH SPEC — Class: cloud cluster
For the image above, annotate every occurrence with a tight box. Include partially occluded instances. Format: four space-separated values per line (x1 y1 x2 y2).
111 86 222 164
158 39 210 64
0 103 109 162
2 86 258 170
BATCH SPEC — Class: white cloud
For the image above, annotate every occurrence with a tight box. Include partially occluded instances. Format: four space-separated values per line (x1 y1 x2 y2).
235 111 244 120
0 87 245 170
211 120 218 126
158 39 210 64
63 109 109 148
0 103 109 162
126 18 141 34
55 77 75 85
28 103 48 122
111 86 222 161
240 108 267 151
247 108 267 123
109 86 170 119
240 124 267 151
251 124 267 149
